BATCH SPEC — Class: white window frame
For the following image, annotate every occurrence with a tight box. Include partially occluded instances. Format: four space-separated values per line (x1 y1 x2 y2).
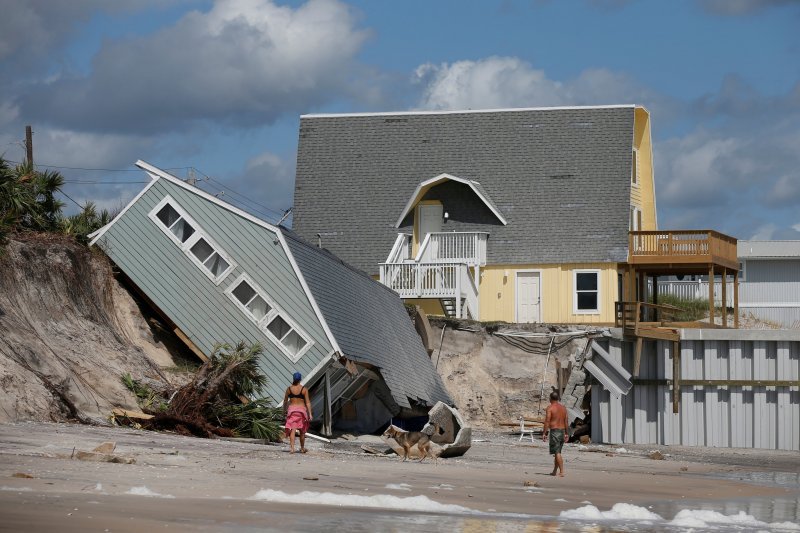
224 273 314 362
148 195 236 285
630 205 642 231
631 147 640 186
573 269 601 315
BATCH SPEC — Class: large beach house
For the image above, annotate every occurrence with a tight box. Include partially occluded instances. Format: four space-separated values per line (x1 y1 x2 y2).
293 105 738 326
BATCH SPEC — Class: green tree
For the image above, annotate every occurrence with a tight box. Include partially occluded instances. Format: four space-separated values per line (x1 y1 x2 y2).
60 201 113 244
0 157 65 245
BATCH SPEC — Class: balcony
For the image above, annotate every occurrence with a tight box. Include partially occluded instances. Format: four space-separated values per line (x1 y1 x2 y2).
379 262 478 319
621 229 740 333
380 231 487 319
416 232 488 266
628 230 738 271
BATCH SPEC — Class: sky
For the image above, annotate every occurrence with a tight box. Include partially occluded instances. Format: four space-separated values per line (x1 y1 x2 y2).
1 0 799 238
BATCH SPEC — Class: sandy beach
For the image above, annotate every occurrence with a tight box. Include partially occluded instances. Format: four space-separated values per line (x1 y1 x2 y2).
0 422 798 532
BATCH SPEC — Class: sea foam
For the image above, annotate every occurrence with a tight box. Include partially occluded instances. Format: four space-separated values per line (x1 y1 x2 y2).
125 486 175 499
250 489 473 514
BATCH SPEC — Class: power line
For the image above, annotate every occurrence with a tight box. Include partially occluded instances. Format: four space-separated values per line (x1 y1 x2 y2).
63 180 151 184
60 190 85 210
200 174 287 220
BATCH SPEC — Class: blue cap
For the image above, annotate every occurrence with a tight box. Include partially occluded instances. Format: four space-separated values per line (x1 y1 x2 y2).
293 372 302 382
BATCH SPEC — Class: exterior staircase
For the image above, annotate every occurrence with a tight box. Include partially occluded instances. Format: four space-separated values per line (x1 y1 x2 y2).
379 232 486 320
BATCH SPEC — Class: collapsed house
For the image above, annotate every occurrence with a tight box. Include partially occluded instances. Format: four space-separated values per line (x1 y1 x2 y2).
89 161 452 434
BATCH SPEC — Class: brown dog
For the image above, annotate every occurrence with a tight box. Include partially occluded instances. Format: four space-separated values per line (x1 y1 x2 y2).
383 424 439 462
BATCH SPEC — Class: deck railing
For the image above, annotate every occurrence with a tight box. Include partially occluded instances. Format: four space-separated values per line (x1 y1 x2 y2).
629 230 738 267
416 232 488 266
379 262 478 318
615 301 684 330
385 233 412 263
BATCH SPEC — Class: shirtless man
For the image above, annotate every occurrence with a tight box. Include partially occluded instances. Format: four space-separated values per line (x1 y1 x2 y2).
542 391 569 477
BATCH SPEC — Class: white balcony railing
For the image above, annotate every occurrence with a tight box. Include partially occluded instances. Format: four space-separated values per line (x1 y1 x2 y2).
379 262 478 319
415 232 488 266
385 233 412 263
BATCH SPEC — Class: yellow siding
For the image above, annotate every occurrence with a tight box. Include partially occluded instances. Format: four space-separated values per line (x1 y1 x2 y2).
478 263 620 324
411 298 446 317
633 107 657 230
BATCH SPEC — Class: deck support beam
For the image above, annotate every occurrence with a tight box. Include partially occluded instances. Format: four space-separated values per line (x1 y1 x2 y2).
672 340 680 414
708 265 715 325
733 272 739 329
721 267 728 328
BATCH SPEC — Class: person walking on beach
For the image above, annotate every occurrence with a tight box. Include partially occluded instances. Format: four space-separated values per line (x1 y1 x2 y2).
283 372 312 454
542 390 568 477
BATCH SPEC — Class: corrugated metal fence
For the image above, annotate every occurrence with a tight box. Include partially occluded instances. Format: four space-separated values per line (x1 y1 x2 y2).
654 280 800 327
592 330 800 450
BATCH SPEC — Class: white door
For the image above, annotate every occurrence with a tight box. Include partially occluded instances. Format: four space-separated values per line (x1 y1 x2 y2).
516 272 541 323
418 204 442 237
418 204 442 259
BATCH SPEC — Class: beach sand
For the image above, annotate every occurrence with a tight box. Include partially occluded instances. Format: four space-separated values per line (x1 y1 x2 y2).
0 422 797 532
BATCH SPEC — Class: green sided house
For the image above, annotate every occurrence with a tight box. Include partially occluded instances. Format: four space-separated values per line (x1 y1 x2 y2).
89 161 451 434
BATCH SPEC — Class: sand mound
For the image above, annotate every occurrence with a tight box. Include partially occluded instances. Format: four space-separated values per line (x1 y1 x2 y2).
0 235 188 424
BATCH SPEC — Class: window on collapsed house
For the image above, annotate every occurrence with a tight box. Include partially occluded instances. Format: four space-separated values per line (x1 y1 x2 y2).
226 275 311 361
149 196 235 284
574 270 600 314
156 203 195 243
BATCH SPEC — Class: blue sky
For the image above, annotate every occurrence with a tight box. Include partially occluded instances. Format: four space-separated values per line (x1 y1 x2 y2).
1 0 799 238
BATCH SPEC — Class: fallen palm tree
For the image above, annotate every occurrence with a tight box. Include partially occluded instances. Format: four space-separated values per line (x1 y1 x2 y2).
122 342 282 440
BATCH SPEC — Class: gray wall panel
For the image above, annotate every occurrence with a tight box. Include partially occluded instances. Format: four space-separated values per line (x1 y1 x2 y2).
595 335 799 451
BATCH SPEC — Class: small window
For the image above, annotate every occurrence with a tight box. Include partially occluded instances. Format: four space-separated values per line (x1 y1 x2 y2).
149 196 235 284
631 148 640 185
231 279 272 321
574 270 600 314
225 274 312 361
156 204 195 243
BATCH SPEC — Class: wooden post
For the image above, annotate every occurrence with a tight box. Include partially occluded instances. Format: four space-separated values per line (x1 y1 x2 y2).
721 267 728 328
634 337 643 377
638 270 645 304
672 340 680 414
708 265 715 325
652 274 659 322
25 125 33 165
733 271 739 329
322 370 332 437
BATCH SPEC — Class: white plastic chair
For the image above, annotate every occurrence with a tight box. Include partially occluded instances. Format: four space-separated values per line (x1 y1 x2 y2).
518 417 535 443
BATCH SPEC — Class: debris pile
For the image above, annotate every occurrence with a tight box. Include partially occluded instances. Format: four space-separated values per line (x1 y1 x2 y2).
119 342 282 441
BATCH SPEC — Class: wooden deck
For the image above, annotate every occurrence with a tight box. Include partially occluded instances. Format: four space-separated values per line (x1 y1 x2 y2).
623 229 740 329
628 230 738 271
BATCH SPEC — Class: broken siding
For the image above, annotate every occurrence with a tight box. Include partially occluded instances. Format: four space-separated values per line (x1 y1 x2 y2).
592 333 800 451
95 179 333 401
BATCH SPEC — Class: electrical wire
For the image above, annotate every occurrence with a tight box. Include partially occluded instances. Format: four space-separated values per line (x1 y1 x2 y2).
63 180 151 184
59 190 86 210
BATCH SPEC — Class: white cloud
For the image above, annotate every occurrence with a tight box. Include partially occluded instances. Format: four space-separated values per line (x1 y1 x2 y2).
19 0 371 133
413 56 663 112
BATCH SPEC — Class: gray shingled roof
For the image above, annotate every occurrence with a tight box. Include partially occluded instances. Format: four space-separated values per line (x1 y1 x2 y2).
282 228 452 409
293 106 635 275
739 240 800 258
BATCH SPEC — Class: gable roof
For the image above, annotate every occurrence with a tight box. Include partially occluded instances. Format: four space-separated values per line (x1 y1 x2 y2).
282 229 452 408
739 240 800 259
293 105 637 275
395 173 507 227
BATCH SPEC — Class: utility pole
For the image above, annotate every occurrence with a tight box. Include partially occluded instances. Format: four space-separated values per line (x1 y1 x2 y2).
25 125 33 165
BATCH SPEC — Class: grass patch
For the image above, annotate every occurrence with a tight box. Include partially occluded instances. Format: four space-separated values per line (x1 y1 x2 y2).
651 294 710 322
